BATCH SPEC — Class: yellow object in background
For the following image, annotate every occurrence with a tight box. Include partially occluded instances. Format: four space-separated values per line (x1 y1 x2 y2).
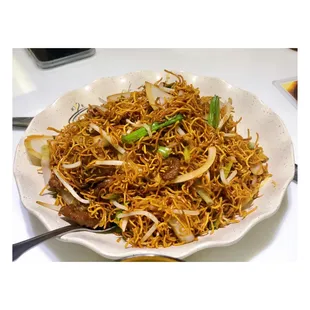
281 80 298 102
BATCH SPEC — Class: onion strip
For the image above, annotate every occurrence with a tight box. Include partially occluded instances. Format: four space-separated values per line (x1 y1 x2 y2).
36 201 61 212
172 146 216 183
226 170 237 183
62 161 81 169
111 200 128 211
121 218 128 232
89 123 125 154
53 168 90 204
141 223 157 242
118 210 159 224
92 160 123 166
172 209 200 216
176 126 186 136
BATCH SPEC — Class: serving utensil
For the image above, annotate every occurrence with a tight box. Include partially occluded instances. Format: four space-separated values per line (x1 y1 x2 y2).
12 223 117 261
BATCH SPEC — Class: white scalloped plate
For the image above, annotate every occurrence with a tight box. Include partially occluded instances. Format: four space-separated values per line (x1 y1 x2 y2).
13 70 295 260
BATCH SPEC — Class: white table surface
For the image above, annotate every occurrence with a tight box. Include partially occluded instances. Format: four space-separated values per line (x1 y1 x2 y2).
12 48 297 262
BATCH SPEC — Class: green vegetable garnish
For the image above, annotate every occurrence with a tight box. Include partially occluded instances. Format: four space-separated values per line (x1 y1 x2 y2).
164 82 175 88
207 95 220 128
122 114 184 144
184 146 191 163
158 146 171 159
223 161 233 178
114 210 123 223
248 142 255 150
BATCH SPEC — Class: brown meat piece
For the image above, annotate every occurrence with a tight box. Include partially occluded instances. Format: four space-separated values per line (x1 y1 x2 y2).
48 174 62 191
59 205 99 228
94 178 113 197
161 157 181 181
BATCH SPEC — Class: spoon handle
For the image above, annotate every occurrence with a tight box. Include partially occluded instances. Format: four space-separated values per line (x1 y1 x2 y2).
12 224 79 261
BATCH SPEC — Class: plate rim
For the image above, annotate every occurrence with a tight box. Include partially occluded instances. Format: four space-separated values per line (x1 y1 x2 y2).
13 70 295 260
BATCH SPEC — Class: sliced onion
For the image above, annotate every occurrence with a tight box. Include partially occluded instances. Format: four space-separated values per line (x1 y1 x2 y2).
172 146 216 183
92 135 109 147
91 105 108 114
172 209 200 216
176 126 186 136
41 145 51 186
120 218 128 232
220 168 229 185
53 168 90 204
178 90 184 96
126 119 141 127
111 200 128 211
195 187 214 205
228 156 237 163
141 124 152 137
89 123 125 154
118 210 159 224
62 161 81 169
218 99 232 130
36 200 61 212
226 170 237 183
141 223 157 242
24 135 53 165
206 171 211 181
250 163 264 175
60 189 76 206
168 217 194 243
92 160 123 166
224 133 236 138
107 92 131 102
251 175 258 186
145 81 173 110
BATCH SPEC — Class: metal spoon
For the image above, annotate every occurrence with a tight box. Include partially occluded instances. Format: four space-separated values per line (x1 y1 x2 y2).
12 223 117 261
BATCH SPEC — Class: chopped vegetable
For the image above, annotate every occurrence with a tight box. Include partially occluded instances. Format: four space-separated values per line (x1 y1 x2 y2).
226 170 237 183
24 135 53 166
89 123 125 154
53 168 90 204
172 146 216 183
168 217 194 243
223 161 233 178
36 200 61 212
120 218 128 232
92 135 109 147
41 145 51 186
111 200 128 211
176 126 186 136
141 223 157 242
117 210 159 224
224 133 236 138
172 209 200 216
248 142 255 150
195 187 214 206
90 160 124 166
122 114 184 144
220 168 237 185
250 163 264 175
107 92 131 102
62 161 81 169
207 95 220 128
218 98 232 130
158 146 171 159
145 81 173 110
183 146 191 163
114 210 123 223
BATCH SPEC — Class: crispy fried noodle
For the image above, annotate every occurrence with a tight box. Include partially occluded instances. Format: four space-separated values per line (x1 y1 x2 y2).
25 70 271 248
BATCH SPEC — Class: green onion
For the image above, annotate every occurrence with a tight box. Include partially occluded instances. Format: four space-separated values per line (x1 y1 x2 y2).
158 146 171 159
248 142 255 150
223 161 233 178
114 210 123 223
122 114 184 144
184 146 191 163
207 95 220 128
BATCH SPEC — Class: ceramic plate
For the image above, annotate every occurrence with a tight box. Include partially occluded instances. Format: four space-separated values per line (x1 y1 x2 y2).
13 70 295 260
